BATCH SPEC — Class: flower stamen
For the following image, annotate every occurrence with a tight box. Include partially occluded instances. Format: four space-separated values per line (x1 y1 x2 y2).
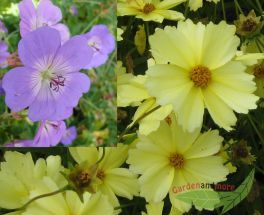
50 75 66 92
96 169 105 180
142 3 155 14
253 63 264 79
169 153 184 169
190 65 211 88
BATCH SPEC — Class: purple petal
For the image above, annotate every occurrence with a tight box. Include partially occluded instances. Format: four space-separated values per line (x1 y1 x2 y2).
51 23 70 44
61 126 77 145
83 24 115 69
18 27 61 69
0 20 7 33
51 35 93 73
19 0 37 37
2 67 40 112
0 80 5 95
33 120 66 147
37 0 62 25
4 140 34 147
0 42 9 68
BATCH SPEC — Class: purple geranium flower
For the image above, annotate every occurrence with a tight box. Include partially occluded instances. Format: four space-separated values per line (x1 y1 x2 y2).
3 27 93 122
4 140 34 147
82 24 115 69
0 42 9 68
19 0 70 43
61 126 77 145
33 120 66 147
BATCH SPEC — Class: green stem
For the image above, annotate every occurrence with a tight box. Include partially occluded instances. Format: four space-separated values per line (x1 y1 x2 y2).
234 0 244 15
255 165 264 175
256 0 263 14
118 105 161 142
247 114 264 147
221 0 226 20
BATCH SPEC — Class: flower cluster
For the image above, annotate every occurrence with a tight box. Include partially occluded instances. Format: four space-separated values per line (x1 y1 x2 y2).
1 0 115 147
118 0 264 214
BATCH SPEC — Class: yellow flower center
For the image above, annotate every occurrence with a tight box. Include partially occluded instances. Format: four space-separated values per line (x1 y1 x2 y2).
242 18 257 32
169 153 184 169
190 65 211 88
142 3 155 14
96 169 105 180
253 63 264 79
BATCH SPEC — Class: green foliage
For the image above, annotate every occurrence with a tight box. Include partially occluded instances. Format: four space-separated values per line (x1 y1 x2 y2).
0 0 116 146
217 168 255 214
173 189 220 211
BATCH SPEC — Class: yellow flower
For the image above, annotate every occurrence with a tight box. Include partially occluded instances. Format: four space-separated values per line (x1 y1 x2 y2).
117 61 149 107
142 202 182 215
23 177 114 215
117 0 185 23
189 0 220 11
146 20 259 132
0 151 67 210
69 146 139 210
117 28 124 41
127 114 229 212
218 143 237 174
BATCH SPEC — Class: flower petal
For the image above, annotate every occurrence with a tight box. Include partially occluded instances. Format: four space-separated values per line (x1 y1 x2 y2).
19 0 36 37
18 27 61 69
51 23 70 44
37 0 62 25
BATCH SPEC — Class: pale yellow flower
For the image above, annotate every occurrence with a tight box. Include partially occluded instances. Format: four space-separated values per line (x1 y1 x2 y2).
142 202 182 215
0 151 66 210
127 114 229 212
69 146 139 210
189 0 220 11
146 20 259 132
23 177 113 215
117 0 185 23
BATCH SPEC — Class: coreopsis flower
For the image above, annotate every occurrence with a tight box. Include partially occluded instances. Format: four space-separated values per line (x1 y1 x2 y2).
61 126 77 145
19 0 70 43
3 27 93 122
69 146 139 210
232 140 256 165
218 143 237 174
127 114 229 212
117 28 124 41
82 25 115 69
188 0 220 11
146 20 259 132
0 41 9 68
23 177 114 215
142 202 182 215
117 0 185 23
234 10 262 37
0 151 67 209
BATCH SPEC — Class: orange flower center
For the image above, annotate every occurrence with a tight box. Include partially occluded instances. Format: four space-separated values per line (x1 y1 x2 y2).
142 3 155 14
190 65 211 88
169 153 184 169
96 169 106 180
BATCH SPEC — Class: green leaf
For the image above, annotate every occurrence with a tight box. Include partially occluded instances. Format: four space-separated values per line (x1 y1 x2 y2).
173 189 220 211
218 168 255 214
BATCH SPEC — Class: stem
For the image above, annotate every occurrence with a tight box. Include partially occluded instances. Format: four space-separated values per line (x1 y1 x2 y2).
234 0 244 15
247 114 264 147
221 0 226 20
96 147 106 164
1 186 70 214
184 0 189 18
256 0 263 14
118 105 161 142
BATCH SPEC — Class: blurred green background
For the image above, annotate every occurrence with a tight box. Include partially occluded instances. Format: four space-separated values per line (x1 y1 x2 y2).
0 0 117 146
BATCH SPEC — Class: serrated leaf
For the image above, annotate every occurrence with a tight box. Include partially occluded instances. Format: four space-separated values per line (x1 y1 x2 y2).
173 189 220 211
218 168 255 214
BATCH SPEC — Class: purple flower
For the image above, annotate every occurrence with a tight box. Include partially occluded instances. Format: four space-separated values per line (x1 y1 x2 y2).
61 126 77 145
0 80 5 95
82 25 115 69
69 5 78 16
0 42 9 68
33 120 66 147
3 27 93 122
19 0 70 43
4 140 34 147
0 20 7 34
